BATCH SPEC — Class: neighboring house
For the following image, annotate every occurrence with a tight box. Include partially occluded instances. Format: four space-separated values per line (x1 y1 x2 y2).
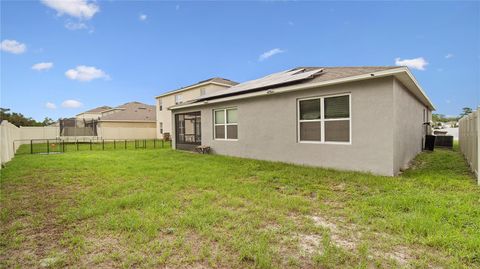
76 106 112 120
155 77 238 139
97 102 156 139
168 66 435 176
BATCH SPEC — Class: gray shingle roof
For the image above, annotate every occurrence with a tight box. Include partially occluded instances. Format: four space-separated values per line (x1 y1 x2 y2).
191 66 399 103
100 102 156 121
82 106 112 114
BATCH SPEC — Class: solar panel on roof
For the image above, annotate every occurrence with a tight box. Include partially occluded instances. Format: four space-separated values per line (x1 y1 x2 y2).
194 68 323 102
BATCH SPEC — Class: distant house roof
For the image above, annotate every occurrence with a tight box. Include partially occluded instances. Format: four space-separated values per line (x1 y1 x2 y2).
100 102 156 122
170 66 435 110
155 77 238 98
77 105 112 116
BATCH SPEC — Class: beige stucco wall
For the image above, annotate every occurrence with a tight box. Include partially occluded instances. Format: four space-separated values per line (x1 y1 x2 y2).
156 83 231 139
392 78 432 173
173 77 399 176
98 121 156 139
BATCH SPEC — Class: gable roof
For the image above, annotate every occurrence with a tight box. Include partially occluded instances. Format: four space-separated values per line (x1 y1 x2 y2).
100 102 156 122
170 66 435 110
77 105 112 116
155 77 238 98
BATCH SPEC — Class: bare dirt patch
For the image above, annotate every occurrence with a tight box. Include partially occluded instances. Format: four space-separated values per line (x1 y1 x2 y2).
303 214 416 267
0 178 79 268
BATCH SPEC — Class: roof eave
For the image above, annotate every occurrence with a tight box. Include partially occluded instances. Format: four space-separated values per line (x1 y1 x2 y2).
169 67 435 111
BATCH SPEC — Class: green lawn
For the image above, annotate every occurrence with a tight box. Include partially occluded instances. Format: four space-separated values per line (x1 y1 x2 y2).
0 146 479 268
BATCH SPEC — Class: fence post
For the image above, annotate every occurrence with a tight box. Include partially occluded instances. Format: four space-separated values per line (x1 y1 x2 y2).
47 140 49 154
114 140 116 149
125 140 127 149
30 140 33 154
154 139 156 148
76 140 79 151
62 140 65 152
102 139 105 150
144 139 146 149
90 140 92 150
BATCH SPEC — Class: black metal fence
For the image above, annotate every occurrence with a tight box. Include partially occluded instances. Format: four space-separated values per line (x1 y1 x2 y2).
14 139 171 155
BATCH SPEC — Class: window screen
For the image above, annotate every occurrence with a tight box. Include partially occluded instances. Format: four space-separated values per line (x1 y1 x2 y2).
300 122 321 141
324 120 349 142
214 108 238 140
298 94 350 143
325 96 349 119
299 99 321 120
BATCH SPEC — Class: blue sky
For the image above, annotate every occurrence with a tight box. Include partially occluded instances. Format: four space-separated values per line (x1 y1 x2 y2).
1 1 479 121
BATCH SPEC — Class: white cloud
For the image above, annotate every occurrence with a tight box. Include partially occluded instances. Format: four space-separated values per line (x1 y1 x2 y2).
45 102 57 109
258 48 285 61
41 0 99 20
176 4 180 10
139 14 147 21
65 65 110 82
1 39 26 54
65 22 88 30
61 99 83 108
394 57 428 71
445 53 454 59
32 62 54 71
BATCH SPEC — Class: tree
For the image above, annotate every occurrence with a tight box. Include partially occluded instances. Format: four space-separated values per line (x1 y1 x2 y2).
460 107 473 117
432 113 446 123
42 117 55 126
0 107 51 127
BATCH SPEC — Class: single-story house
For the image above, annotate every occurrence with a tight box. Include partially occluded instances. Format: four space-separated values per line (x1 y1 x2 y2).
97 102 156 139
76 106 112 120
168 66 435 176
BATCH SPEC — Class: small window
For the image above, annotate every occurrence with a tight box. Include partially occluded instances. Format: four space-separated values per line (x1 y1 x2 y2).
214 108 238 140
175 95 183 105
159 99 163 111
159 122 163 134
298 94 350 143
200 88 206 96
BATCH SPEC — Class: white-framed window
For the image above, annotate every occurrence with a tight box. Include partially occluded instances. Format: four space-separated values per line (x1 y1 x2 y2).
298 93 351 144
159 99 163 111
200 88 206 96
175 94 183 104
159 122 163 134
214 108 238 140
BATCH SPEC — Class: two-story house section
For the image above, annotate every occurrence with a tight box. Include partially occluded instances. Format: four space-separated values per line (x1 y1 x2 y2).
155 77 238 139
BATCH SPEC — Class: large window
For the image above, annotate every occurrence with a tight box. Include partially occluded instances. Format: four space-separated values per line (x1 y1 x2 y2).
158 99 163 111
214 108 238 140
298 94 350 143
159 122 163 134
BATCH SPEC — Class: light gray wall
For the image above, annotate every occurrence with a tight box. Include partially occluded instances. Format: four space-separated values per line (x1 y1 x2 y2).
392 78 431 173
173 77 400 176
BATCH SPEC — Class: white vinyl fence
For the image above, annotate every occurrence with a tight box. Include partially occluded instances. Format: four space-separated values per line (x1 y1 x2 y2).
458 109 479 185
0 121 59 167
